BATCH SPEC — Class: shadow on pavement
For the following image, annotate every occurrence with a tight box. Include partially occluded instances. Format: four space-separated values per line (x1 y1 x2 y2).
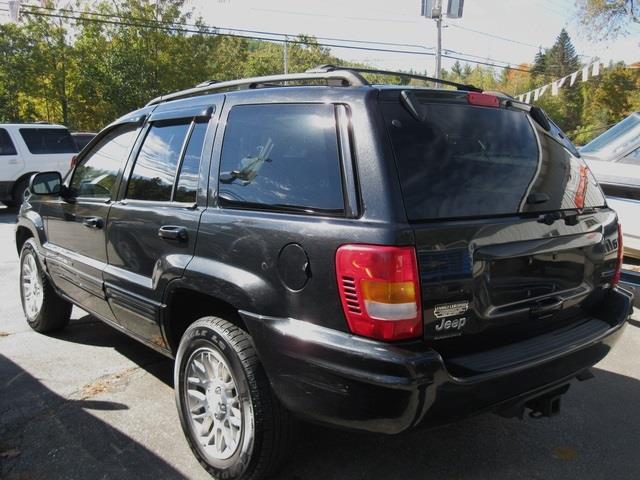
284 367 640 480
0 206 18 224
0 354 186 480
51 314 174 387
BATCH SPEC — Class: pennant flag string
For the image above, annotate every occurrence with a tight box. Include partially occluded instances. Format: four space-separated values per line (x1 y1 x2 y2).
516 61 603 103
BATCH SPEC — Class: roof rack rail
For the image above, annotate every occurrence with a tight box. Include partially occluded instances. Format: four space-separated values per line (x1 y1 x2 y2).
308 64 482 92
146 69 370 106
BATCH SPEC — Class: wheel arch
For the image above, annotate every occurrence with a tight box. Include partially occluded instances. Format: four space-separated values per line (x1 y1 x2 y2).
161 285 249 355
15 212 45 255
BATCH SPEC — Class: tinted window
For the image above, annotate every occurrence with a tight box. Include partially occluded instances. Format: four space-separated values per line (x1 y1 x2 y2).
0 129 16 155
127 121 190 201
381 98 605 220
19 128 77 154
175 121 207 203
621 146 640 165
218 104 344 214
581 113 640 157
71 125 138 198
72 133 96 151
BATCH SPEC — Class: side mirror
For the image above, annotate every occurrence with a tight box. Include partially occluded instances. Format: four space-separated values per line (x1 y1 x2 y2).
29 171 63 196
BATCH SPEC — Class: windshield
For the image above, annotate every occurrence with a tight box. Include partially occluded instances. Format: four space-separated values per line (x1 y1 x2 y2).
381 95 606 221
580 113 640 160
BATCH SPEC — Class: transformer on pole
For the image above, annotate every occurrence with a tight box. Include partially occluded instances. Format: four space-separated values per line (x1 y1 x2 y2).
8 0 21 22
420 0 465 85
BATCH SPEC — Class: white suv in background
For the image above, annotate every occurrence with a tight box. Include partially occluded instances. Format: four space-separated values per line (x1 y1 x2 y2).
0 124 77 207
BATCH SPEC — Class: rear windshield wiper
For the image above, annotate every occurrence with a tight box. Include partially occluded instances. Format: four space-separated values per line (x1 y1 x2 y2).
537 208 597 226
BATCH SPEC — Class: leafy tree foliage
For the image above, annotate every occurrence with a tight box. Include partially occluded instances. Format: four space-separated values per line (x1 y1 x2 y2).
531 29 582 133
578 0 640 39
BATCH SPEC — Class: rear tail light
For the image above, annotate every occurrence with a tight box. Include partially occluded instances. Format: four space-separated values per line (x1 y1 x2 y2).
612 224 623 287
70 155 78 168
468 92 500 108
335 244 422 341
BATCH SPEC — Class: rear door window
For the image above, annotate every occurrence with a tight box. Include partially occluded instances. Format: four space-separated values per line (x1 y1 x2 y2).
0 129 17 155
19 128 78 154
218 104 344 215
380 95 606 221
127 121 191 201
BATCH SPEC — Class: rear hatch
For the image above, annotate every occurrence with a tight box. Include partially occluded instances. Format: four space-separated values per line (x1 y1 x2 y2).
379 89 619 365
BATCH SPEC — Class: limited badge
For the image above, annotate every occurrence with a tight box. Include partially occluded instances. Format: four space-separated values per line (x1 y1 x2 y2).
433 301 469 319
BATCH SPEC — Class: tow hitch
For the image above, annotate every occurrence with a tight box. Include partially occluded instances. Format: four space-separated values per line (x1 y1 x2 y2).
525 384 569 418
496 383 573 419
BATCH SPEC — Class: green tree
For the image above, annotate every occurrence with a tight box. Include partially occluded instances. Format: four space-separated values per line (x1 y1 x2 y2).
572 64 640 144
0 24 37 122
578 0 640 39
532 29 582 132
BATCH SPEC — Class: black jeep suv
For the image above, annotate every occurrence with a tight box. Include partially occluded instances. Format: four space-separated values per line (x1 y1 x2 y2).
16 66 633 480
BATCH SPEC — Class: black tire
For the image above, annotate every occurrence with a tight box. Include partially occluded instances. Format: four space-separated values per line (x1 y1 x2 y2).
19 238 72 333
175 316 295 480
12 178 29 208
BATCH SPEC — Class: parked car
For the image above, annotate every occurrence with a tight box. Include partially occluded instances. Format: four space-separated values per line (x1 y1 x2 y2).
71 131 97 151
0 123 77 207
580 112 640 260
16 66 633 480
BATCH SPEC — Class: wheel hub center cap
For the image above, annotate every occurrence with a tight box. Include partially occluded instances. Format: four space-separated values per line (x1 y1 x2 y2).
207 384 228 418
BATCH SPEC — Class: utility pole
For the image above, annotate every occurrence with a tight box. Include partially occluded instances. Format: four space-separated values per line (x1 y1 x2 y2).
421 0 465 87
283 35 289 75
8 0 21 22
435 0 442 83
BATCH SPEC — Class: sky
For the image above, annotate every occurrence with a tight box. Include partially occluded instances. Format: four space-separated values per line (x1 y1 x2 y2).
189 0 639 74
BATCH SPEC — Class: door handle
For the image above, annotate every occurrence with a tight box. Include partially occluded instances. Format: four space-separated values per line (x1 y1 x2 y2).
82 216 103 229
158 225 188 242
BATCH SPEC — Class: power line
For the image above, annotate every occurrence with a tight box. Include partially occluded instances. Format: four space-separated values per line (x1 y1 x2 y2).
23 4 435 52
19 6 533 73
253 5 549 53
444 48 529 70
251 7 420 25
447 24 542 49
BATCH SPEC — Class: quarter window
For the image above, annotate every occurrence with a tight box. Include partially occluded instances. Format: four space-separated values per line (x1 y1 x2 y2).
175 121 207 203
218 104 344 214
71 125 138 198
0 129 16 156
127 121 191 201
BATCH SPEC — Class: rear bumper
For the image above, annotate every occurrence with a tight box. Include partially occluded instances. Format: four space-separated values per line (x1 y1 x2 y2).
242 288 633 434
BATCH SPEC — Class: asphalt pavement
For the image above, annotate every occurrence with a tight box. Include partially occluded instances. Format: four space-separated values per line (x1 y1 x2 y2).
1 207 639 480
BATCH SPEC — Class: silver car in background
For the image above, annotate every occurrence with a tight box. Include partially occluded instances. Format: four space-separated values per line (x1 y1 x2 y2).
581 112 640 260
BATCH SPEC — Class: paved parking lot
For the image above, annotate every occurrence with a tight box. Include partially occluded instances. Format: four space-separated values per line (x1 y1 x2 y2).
1 207 639 480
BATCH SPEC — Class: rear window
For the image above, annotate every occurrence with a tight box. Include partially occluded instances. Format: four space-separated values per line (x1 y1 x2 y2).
19 128 78 154
381 97 606 220
218 104 344 215
0 129 16 155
